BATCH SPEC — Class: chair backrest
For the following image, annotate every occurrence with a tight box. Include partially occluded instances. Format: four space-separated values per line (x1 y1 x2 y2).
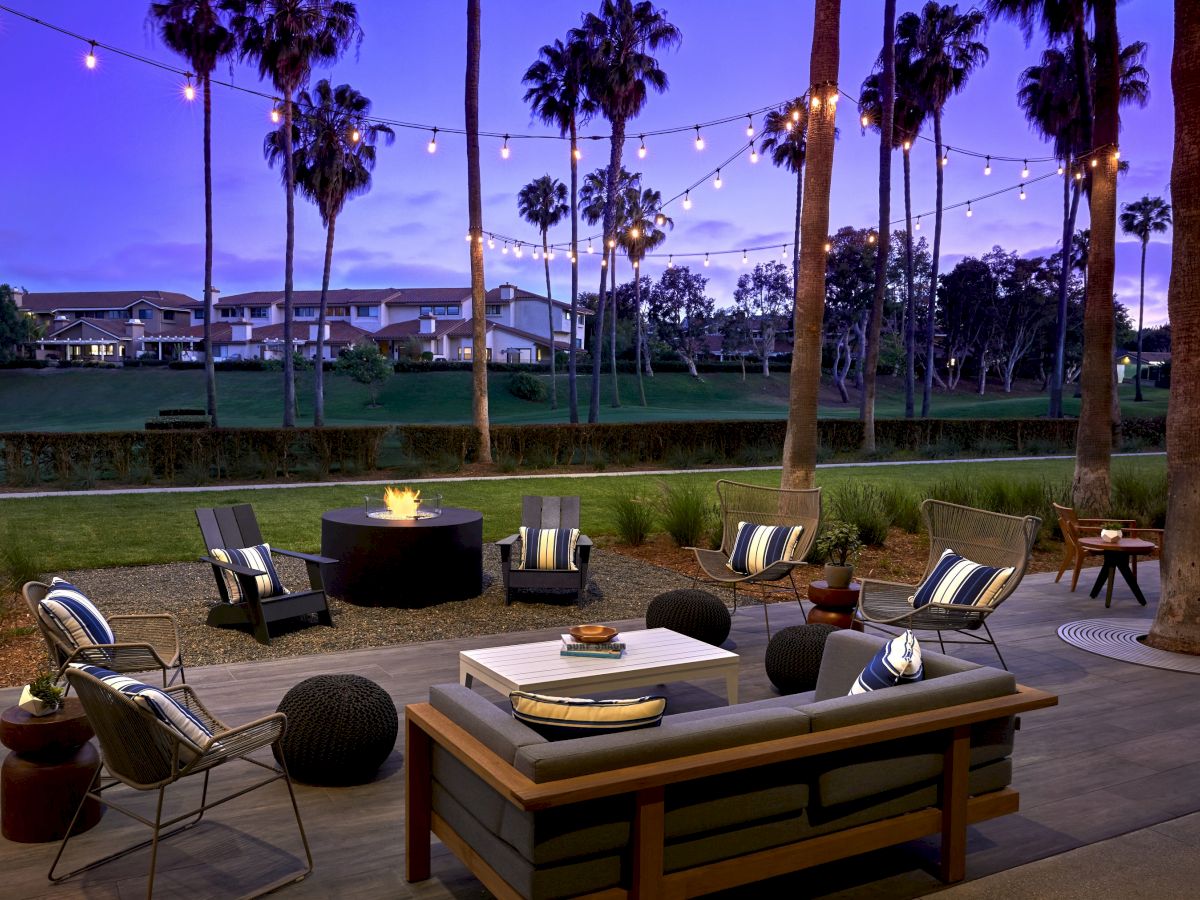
196 505 266 603
521 496 581 530
715 480 822 561
921 499 1041 608
22 580 71 668
1052 502 1081 550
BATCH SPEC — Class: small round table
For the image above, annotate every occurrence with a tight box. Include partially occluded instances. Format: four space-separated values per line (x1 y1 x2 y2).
1078 537 1156 608
806 580 864 631
0 698 104 843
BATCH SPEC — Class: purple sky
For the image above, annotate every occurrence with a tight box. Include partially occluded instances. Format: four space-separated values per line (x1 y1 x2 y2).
0 1 1175 324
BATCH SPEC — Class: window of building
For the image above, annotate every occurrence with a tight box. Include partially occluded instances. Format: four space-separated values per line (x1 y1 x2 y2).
138 309 153 320
355 305 379 318
419 305 432 315
220 308 240 319
328 306 349 317
296 306 317 317
162 310 175 321
249 307 269 319
447 305 461 316
107 310 125 319
193 309 205 321
485 304 502 317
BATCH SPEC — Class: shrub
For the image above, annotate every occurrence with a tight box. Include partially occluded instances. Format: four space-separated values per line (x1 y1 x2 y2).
828 482 893 546
610 493 656 546
877 483 923 534
659 480 713 547
507 371 547 402
0 524 41 592
926 475 980 508
1111 468 1168 528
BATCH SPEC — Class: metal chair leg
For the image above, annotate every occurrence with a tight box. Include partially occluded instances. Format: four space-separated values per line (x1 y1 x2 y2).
983 620 1008 671
145 787 166 899
762 598 772 641
937 631 947 655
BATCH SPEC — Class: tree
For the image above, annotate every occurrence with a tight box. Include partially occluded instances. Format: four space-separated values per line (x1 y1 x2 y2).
523 37 595 423
334 340 389 407
224 0 361 427
618 185 671 405
0 285 34 362
824 227 877 402
732 261 791 377
465 0 490 462
266 80 392 425
517 175 569 409
781 0 841 490
647 266 713 377
994 254 1056 392
1146 0 1200 655
150 1 235 427
1119 195 1172 401
576 0 680 423
937 257 994 390
759 99 808 287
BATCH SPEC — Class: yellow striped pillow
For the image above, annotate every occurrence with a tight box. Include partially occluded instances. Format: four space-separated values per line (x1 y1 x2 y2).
516 527 580 571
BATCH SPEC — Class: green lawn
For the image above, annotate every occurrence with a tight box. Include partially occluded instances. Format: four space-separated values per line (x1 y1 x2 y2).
0 455 1165 572
0 368 1169 431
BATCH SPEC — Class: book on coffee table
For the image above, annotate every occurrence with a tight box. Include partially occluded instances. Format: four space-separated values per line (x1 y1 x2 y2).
560 635 625 658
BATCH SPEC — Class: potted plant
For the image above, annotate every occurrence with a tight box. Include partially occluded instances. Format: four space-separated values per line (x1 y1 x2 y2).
1100 521 1125 543
815 521 862 589
18 671 65 718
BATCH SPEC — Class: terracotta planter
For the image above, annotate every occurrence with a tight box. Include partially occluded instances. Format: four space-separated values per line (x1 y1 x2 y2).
823 563 854 589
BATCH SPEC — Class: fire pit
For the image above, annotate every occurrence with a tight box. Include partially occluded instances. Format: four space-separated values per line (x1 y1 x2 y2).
320 496 483 608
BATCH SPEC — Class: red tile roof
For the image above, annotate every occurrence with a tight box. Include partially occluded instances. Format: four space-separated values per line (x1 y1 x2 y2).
20 290 199 312
217 288 405 308
372 318 493 340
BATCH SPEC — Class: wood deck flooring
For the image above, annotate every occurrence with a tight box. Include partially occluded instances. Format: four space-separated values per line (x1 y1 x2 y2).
1 562 1193 899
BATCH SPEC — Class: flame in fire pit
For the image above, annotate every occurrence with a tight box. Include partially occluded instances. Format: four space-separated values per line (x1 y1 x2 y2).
384 486 422 519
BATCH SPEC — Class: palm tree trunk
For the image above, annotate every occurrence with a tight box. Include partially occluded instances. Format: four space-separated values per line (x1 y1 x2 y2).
903 149 916 419
1051 173 1082 417
542 230 557 409
589 254 608 423
1072 0 1120 511
792 169 803 289
920 107 944 419
860 0 896 452
314 214 335 426
609 247 620 407
633 263 646 405
590 116 627 422
281 92 296 427
466 0 491 462
568 119 579 422
202 75 218 428
1147 0 1200 654
782 0 841 490
1135 238 1147 401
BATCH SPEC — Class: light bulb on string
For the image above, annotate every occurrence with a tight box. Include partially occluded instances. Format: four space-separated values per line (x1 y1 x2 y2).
515 243 523 258
629 226 639 239
792 107 802 122
476 234 484 244
868 232 876 243
573 146 582 161
633 259 639 270
547 249 555 261
966 202 972 218
501 135 510 159
704 253 710 267
1091 156 1098 168
941 149 950 166
427 127 438 153
983 155 991 176
1113 148 1121 160
587 239 594 254
902 139 911 151
270 105 281 124
502 241 509 254
638 135 647 159
749 143 758 163
85 41 97 69
668 255 674 268
487 237 495 249
810 95 821 110
694 125 704 150
350 125 361 143
746 115 754 137
742 250 748 265
607 237 616 249
1075 169 1083 181
183 75 196 102
655 212 665 226
915 216 921 231
861 113 870 127
1019 183 1027 200
785 120 794 133
780 245 787 259
824 241 832 252
1021 159 1029 178
828 92 838 106
601 255 607 267
1058 163 1065 175
532 248 540 261
713 169 722 189
683 191 692 210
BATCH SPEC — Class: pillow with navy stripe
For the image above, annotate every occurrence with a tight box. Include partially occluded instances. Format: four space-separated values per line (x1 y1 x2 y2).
516 527 580 571
727 522 804 576
849 631 924 695
509 691 666 741
208 544 286 603
69 664 214 761
911 549 1014 609
37 578 114 649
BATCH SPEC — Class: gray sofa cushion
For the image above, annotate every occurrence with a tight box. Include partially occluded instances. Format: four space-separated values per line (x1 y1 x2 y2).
814 630 989 701
430 683 547 764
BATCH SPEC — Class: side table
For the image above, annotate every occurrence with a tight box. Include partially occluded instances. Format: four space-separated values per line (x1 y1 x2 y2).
806 580 864 632
1 697 104 843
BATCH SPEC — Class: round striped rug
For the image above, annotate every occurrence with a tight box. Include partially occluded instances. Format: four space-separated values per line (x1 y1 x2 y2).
1057 619 1200 674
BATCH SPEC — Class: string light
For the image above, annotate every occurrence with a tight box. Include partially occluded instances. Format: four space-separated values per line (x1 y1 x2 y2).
683 191 692 210
607 237 616 249
941 149 950 166
270 106 281 124
1090 157 1098 168
515 243 523 258
532 249 540 261
1075 169 1083 181
183 75 195 102
810 95 821 110
915 216 921 231
824 241 832 252
573 146 582 161
668 255 674 268
1019 183 1026 200
601 255 607 267
501 135 510 159
629 226 640 238
867 232 876 243
1113 148 1121 160
1021 159 1029 178
587 239 594 254
966 202 972 218
476 234 484 243
793 107 802 121
655 213 665 226
983 155 991 175
828 92 838 106
1057 163 1065 175
638 135 647 159
427 127 438 153
487 237 495 249
633 259 639 269
502 241 509 254
746 115 754 137
780 245 787 259
694 125 704 150
742 250 748 265
749 143 758 163
85 41 97 69
350 125 361 143
903 139 911 151
704 253 710 266
861 113 870 127
785 120 794 133
547 248 555 260
713 169 722 189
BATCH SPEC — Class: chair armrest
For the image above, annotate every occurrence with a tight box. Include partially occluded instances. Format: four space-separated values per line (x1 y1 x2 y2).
63 643 171 670
1077 518 1137 525
1128 528 1164 536
272 547 337 565
201 555 264 578
576 534 593 547
577 535 593 567
495 534 520 547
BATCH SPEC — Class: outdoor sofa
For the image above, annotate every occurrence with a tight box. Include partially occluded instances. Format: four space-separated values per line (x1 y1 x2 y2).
405 630 1056 899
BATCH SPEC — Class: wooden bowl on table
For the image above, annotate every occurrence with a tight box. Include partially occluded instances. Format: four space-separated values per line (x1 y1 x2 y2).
568 625 619 644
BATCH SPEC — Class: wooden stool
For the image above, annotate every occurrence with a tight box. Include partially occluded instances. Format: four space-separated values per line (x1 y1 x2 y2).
1 697 104 843
806 580 864 632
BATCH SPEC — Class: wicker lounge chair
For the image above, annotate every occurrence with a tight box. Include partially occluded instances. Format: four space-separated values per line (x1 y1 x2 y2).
1052 502 1162 591
50 665 312 898
497 496 592 605
688 480 822 638
23 581 184 687
857 500 1040 671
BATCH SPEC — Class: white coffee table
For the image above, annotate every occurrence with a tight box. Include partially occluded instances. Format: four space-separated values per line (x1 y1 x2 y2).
459 627 740 704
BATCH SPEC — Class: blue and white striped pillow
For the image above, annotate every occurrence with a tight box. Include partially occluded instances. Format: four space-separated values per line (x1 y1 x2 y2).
911 549 1014 609
727 522 804 576
69 664 214 760
208 544 285 603
516 527 580 571
849 631 924 695
37 578 114 649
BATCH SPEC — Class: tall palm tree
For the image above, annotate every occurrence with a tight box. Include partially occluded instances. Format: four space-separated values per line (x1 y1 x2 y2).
781 0 840 490
465 0 490 462
517 176 569 408
900 2 989 419
224 0 361 427
149 1 235 428
576 0 680 423
1119 195 1171 402
759 101 808 288
523 38 595 423
618 186 672 406
266 80 393 425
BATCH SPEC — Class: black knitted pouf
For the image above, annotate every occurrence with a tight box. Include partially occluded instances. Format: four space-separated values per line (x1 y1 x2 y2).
765 624 838 694
273 673 399 786
646 589 732 646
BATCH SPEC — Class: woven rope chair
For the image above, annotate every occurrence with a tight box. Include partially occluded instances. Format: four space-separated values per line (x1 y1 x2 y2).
49 666 313 898
23 581 185 687
1052 503 1162 591
688 480 822 638
856 500 1040 671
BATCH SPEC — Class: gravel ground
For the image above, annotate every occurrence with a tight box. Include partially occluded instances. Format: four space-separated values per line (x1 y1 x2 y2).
53 547 703 670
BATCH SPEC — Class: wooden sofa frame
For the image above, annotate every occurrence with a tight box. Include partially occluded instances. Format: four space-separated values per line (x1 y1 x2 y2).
405 685 1057 899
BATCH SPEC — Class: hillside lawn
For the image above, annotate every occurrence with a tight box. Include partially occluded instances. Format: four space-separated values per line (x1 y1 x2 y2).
0 367 1169 432
0 455 1165 572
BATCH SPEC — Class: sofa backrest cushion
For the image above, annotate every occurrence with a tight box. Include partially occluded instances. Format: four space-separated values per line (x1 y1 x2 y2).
429 684 547 764
814 630 985 701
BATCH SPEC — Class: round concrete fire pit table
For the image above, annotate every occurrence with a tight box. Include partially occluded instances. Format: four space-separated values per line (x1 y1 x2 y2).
320 506 483 607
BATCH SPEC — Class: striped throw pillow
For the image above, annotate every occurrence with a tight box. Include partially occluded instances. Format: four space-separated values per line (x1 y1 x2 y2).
911 549 1014 609
37 578 114 649
849 631 924 695
727 522 804 576
509 691 666 741
69 664 214 760
209 544 286 603
516 527 580 571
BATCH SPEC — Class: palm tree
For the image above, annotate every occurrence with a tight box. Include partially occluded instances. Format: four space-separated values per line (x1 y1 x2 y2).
517 176 569 409
781 0 840 490
576 0 680 423
523 38 595 423
618 186 672 406
224 0 361 428
1119 195 1171 402
149 1 235 428
266 80 393 425
465 0 490 462
900 2 989 419
759 101 808 288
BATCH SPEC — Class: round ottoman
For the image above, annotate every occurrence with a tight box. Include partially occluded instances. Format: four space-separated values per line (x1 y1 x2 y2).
646 589 732 646
765 624 838 694
273 674 399 786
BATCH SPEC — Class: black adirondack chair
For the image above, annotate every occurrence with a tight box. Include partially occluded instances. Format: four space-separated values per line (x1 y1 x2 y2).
496 496 592 605
196 504 335 645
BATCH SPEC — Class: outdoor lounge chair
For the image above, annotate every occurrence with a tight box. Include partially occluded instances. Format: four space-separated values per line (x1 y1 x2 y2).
1052 502 1163 591
50 664 312 898
196 504 335 646
23 581 185 687
496 496 592 605
857 500 1040 671
688 480 822 638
